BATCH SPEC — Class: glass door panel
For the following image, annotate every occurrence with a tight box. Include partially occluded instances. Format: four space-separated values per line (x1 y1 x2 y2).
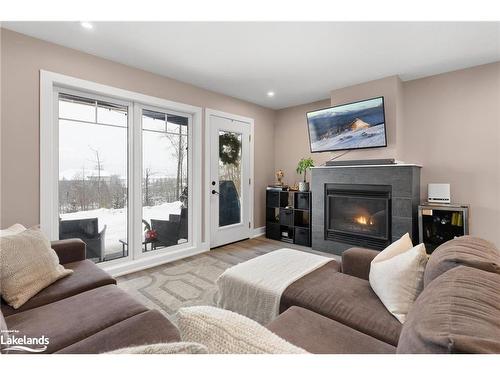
58 93 128 263
218 131 242 227
141 109 189 252
209 114 250 248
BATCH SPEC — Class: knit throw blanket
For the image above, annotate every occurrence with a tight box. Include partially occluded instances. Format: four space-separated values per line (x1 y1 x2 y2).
216 249 332 325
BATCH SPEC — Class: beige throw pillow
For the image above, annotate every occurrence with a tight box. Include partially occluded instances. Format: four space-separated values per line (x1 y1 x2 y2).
177 306 308 354
106 342 208 354
369 233 428 324
0 228 73 309
0 224 26 237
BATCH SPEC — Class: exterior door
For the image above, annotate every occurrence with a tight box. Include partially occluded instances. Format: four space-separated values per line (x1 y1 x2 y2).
209 114 251 248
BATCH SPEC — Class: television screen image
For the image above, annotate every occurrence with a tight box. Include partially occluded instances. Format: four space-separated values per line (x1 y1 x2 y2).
306 96 387 152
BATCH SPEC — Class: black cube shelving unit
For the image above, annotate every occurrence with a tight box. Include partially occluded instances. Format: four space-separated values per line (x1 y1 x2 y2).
266 189 312 246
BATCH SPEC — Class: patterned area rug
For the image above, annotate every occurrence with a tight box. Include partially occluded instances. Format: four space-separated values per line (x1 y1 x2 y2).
117 237 338 324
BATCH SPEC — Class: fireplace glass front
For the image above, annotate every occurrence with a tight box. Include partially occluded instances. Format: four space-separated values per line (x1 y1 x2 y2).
326 184 391 249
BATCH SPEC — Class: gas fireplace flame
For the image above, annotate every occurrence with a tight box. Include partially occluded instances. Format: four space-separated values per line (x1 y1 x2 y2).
355 216 373 225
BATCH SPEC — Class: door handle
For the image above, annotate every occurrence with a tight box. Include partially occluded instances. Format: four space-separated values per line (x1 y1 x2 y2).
212 189 219 195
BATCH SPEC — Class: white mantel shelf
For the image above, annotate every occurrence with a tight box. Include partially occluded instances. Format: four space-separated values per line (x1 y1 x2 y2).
312 163 422 169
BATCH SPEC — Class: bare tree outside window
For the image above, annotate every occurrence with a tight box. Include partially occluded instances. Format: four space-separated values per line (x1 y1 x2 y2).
89 146 104 207
164 126 187 199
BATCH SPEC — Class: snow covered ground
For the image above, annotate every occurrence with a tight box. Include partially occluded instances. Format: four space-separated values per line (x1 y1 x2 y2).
311 124 386 152
60 201 183 256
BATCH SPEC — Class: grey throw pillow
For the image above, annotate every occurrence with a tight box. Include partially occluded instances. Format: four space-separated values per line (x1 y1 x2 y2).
398 266 500 354
424 236 500 287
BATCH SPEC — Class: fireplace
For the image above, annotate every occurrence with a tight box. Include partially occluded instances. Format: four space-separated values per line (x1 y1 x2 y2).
325 184 392 249
311 165 420 255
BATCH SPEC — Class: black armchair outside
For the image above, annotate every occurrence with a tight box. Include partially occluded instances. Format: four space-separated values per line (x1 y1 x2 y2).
59 218 107 262
151 207 188 249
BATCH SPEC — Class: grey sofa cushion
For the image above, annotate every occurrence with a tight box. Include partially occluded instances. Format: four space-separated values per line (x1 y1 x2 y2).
267 306 396 354
397 266 500 354
341 247 380 280
280 262 402 346
51 239 86 264
1 260 116 317
56 310 180 354
5 285 148 353
424 236 500 287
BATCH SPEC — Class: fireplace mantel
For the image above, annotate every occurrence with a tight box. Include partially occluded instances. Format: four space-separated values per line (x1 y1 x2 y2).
312 163 422 169
311 164 421 255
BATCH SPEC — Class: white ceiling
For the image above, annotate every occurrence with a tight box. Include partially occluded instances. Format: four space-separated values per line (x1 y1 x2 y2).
3 22 500 109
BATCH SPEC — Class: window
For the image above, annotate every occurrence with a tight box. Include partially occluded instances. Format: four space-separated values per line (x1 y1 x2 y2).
49 85 199 266
41 72 202 273
58 93 129 263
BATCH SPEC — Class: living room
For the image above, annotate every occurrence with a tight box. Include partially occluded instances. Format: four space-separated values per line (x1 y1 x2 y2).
1 1 499 373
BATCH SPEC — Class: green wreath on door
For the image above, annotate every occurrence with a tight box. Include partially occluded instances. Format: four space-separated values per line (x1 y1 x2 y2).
219 132 241 166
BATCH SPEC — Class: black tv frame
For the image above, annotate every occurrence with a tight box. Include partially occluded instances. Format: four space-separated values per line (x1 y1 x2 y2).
306 96 387 153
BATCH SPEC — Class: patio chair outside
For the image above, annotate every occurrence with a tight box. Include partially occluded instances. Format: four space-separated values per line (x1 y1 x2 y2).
59 218 107 262
151 207 188 249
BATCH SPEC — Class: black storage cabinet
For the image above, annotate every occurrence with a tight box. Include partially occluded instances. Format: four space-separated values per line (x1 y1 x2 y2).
265 190 311 246
418 203 469 253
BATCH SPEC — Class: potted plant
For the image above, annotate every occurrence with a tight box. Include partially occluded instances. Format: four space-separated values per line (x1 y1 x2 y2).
296 157 315 192
143 220 157 242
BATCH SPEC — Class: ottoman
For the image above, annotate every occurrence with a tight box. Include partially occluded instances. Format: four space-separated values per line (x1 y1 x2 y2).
216 248 338 324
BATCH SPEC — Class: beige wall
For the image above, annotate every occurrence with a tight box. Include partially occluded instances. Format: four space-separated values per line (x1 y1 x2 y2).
2 28 499 247
273 99 331 187
274 75 404 184
274 63 500 247
400 62 500 245
330 75 404 161
0 29 275 231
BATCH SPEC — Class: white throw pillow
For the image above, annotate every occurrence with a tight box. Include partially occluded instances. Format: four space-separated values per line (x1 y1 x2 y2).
369 233 428 324
177 306 308 354
0 224 26 237
0 227 73 309
106 342 208 354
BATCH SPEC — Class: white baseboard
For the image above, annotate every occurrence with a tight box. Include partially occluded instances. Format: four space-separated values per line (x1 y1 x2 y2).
103 228 265 277
251 226 265 238
101 242 210 277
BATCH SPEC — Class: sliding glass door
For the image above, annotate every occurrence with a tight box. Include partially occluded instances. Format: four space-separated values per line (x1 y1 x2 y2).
56 90 192 264
140 107 190 254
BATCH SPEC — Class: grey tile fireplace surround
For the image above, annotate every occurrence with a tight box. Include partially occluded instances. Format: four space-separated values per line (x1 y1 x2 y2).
311 164 421 255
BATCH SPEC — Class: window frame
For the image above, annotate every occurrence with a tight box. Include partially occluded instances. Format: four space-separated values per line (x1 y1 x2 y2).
40 70 205 276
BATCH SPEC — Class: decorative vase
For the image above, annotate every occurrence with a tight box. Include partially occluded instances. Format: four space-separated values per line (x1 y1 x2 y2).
299 181 309 192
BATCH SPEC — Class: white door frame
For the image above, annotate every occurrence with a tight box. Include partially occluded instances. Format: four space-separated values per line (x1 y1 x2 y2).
40 70 206 276
204 109 254 248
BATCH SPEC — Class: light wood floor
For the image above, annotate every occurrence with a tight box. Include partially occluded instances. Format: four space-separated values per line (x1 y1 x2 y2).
211 236 340 260
117 236 339 322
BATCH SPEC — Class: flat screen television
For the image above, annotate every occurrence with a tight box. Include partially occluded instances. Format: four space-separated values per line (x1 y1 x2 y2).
306 96 387 153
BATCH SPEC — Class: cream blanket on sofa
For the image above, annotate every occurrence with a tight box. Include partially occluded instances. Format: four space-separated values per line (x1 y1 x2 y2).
216 249 332 325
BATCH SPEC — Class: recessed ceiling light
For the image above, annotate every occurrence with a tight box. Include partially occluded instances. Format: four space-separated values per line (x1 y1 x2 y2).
267 91 275 97
80 22 94 30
